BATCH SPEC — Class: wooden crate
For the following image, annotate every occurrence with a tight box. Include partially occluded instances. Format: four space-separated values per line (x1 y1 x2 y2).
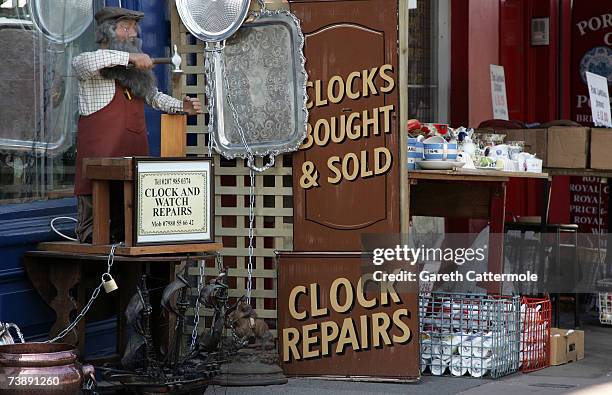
170 6 293 337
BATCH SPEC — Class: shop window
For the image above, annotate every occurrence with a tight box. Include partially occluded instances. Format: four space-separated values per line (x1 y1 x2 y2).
0 1 97 204
407 0 450 123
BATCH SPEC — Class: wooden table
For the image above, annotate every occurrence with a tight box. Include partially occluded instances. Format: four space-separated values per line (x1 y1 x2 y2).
407 169 550 293
23 250 215 361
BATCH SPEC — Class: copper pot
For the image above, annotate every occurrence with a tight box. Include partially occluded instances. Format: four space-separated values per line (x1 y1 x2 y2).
0 343 94 394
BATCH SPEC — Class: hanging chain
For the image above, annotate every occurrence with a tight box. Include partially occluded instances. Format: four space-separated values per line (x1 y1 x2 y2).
189 258 206 351
246 169 255 304
215 252 223 271
204 51 215 157
188 253 224 351
203 44 278 305
46 244 121 343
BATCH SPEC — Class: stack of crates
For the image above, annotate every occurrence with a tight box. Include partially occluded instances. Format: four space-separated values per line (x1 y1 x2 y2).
598 279 612 326
419 292 521 378
520 296 551 372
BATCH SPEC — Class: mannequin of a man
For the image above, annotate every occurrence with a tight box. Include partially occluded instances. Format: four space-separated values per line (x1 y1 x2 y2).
72 7 201 243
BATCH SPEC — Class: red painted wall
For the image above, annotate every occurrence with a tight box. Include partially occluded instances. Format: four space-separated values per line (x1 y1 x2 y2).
498 0 571 225
450 0 500 127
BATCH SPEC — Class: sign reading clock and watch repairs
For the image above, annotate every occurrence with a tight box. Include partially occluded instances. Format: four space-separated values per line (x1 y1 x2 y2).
134 158 213 245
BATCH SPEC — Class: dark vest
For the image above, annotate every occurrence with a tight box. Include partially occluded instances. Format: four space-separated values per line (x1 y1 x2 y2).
74 82 149 195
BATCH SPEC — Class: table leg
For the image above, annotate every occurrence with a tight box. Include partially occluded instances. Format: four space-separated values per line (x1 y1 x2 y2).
124 181 134 247
486 182 506 294
92 180 111 245
48 260 82 347
540 177 551 232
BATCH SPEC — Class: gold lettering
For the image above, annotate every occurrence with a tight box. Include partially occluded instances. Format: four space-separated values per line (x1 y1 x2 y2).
379 64 395 93
346 112 361 140
360 150 373 178
315 79 328 107
360 315 369 348
330 277 354 313
313 118 330 147
327 156 342 184
346 71 361 100
392 309 412 344
335 317 360 353
282 327 301 362
330 115 346 144
301 123 313 150
328 75 345 104
371 312 392 347
310 283 329 317
321 321 339 356
341 153 359 182
380 269 402 306
374 147 392 176
361 107 379 137
289 285 307 320
357 275 377 308
379 104 394 134
302 323 320 359
362 67 378 97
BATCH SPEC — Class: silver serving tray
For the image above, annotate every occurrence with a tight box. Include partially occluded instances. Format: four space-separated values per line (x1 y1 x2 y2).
208 10 308 160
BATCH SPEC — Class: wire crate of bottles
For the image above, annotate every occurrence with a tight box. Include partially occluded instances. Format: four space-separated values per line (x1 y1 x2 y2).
598 279 612 326
520 296 551 372
419 292 521 379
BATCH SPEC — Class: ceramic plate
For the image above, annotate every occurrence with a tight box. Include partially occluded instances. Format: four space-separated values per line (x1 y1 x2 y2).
416 160 466 170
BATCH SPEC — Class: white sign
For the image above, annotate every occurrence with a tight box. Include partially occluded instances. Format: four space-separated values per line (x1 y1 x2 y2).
586 71 612 128
135 159 213 245
490 65 509 120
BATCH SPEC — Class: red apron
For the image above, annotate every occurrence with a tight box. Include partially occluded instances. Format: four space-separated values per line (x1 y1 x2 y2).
74 82 149 195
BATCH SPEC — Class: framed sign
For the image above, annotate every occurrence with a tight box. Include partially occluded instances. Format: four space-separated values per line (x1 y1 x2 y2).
133 157 214 245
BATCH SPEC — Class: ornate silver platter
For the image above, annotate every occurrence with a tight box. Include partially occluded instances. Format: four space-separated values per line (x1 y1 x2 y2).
208 10 308 160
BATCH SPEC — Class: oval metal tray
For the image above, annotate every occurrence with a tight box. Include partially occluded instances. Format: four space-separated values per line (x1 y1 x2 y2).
208 10 308 160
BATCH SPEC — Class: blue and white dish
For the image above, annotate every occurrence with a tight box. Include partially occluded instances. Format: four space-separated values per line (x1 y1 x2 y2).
416 160 465 170
407 137 424 170
423 136 458 161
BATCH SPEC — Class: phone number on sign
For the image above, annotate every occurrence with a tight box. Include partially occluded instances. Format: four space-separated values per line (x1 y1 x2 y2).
6 376 60 386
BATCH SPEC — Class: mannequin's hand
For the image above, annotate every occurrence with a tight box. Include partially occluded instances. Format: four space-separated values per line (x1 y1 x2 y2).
183 96 202 115
128 53 153 70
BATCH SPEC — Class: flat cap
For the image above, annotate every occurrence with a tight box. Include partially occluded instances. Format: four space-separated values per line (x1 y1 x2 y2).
95 7 144 25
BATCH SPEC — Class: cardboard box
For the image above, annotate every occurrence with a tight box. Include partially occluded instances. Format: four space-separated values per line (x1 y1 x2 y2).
501 128 548 165
547 126 590 168
550 328 584 366
590 128 612 170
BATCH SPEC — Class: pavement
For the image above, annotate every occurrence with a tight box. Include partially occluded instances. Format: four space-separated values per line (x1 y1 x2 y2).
205 312 612 395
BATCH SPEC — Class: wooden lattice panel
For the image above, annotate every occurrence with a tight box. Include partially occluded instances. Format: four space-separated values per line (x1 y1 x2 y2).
170 6 293 336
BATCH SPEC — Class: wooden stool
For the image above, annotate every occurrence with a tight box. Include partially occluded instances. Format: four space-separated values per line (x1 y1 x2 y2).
83 114 187 246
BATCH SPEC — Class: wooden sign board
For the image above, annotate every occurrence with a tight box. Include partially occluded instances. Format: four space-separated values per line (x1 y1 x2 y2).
290 0 400 251
133 158 214 245
277 252 420 380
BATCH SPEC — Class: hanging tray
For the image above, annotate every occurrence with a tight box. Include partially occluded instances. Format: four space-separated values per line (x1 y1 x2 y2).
208 9 308 159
